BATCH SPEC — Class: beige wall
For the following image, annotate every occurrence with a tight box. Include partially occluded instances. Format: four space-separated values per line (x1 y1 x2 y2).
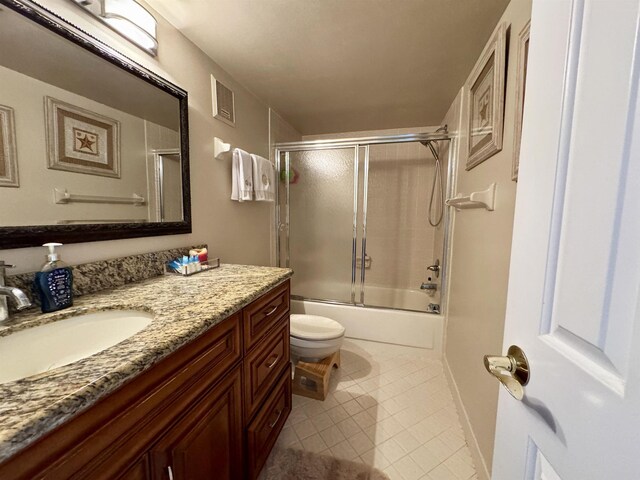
443 0 532 477
269 108 302 162
0 65 150 226
1 0 276 273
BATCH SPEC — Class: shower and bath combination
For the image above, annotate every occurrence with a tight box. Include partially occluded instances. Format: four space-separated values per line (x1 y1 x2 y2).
274 128 453 323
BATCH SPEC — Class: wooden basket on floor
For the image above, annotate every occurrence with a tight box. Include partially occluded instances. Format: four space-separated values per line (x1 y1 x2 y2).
292 350 340 401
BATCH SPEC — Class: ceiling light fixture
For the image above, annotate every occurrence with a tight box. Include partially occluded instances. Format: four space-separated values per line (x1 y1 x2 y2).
71 0 158 56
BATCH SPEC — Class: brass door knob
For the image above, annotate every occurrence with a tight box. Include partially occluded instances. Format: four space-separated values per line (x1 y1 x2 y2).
484 345 530 400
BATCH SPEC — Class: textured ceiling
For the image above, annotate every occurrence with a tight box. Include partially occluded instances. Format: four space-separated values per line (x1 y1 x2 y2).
145 0 510 135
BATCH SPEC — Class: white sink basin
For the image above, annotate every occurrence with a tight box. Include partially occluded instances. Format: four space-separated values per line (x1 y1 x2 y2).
0 310 153 385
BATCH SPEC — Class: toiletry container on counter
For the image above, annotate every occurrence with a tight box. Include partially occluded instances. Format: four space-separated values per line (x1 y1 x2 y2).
34 242 73 313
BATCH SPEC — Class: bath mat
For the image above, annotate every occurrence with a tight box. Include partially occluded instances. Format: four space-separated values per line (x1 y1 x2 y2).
259 445 390 480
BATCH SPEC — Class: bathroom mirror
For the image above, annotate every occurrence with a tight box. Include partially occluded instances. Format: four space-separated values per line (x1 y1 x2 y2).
0 0 191 249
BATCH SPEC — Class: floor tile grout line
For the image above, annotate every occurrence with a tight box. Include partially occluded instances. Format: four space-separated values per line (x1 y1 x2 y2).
271 338 477 480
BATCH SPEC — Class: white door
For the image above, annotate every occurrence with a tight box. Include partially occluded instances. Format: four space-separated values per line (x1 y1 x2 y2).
491 0 640 479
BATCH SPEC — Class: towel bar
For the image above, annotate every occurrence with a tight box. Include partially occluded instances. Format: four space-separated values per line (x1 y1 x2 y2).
56 219 148 224
54 188 145 205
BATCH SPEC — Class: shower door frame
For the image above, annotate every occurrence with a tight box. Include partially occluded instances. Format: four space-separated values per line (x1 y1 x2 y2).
275 132 455 314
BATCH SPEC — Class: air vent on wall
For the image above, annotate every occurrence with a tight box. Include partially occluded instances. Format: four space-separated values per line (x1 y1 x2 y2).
211 75 235 127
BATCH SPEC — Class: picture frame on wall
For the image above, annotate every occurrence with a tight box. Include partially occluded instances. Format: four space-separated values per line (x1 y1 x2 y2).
465 22 508 170
512 21 531 181
45 96 121 178
0 105 19 188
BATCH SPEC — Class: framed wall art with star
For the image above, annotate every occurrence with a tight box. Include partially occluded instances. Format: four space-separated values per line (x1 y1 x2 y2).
0 104 19 187
512 20 531 181
465 22 507 170
44 96 121 178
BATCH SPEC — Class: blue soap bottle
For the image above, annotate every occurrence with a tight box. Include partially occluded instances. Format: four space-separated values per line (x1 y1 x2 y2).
34 243 73 313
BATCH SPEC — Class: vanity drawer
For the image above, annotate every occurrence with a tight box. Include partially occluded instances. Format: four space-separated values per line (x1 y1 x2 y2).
243 319 290 420
243 280 290 353
246 365 291 480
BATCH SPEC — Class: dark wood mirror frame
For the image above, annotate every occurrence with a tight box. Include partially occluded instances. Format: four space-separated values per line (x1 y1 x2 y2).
0 0 191 249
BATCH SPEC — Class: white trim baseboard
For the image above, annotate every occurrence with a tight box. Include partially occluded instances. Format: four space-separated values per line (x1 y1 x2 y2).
443 356 491 480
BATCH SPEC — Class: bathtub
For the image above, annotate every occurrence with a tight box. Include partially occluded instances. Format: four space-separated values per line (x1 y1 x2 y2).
357 284 439 311
290 282 444 352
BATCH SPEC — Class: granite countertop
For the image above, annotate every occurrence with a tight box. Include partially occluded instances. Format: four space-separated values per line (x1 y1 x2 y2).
0 264 292 463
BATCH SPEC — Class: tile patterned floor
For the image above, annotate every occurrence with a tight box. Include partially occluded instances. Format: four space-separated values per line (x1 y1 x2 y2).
268 339 478 480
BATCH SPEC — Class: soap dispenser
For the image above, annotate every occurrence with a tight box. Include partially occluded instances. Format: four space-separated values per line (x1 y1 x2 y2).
34 243 73 313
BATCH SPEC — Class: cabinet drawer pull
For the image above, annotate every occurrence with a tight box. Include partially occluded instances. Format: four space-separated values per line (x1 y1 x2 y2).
265 354 279 369
263 304 278 317
167 466 174 480
268 409 282 428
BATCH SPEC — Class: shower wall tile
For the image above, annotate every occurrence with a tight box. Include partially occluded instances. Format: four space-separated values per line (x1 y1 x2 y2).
365 138 436 291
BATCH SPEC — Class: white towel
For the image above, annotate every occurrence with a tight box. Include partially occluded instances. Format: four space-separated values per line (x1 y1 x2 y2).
251 154 275 202
231 148 253 202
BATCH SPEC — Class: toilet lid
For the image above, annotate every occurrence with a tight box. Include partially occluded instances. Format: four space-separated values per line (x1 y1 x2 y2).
290 314 345 341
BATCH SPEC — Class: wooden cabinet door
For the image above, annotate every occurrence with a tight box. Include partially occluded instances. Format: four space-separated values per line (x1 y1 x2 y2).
150 366 243 480
246 366 292 480
117 455 150 480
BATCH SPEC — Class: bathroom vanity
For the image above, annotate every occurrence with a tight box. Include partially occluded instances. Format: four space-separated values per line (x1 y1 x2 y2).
0 265 292 480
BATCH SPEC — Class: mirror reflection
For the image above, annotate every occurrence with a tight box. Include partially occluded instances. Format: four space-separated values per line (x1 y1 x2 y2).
0 5 183 227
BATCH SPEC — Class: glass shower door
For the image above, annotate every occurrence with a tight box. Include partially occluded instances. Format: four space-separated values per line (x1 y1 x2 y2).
359 142 434 312
364 142 434 311
277 136 450 312
282 147 358 304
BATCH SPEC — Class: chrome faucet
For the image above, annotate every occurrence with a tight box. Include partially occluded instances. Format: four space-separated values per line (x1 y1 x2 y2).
0 261 32 323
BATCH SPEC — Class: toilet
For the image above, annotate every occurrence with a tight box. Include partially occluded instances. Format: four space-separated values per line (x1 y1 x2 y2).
290 314 345 362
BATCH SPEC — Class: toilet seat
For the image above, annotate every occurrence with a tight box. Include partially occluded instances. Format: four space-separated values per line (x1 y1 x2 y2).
290 314 345 341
